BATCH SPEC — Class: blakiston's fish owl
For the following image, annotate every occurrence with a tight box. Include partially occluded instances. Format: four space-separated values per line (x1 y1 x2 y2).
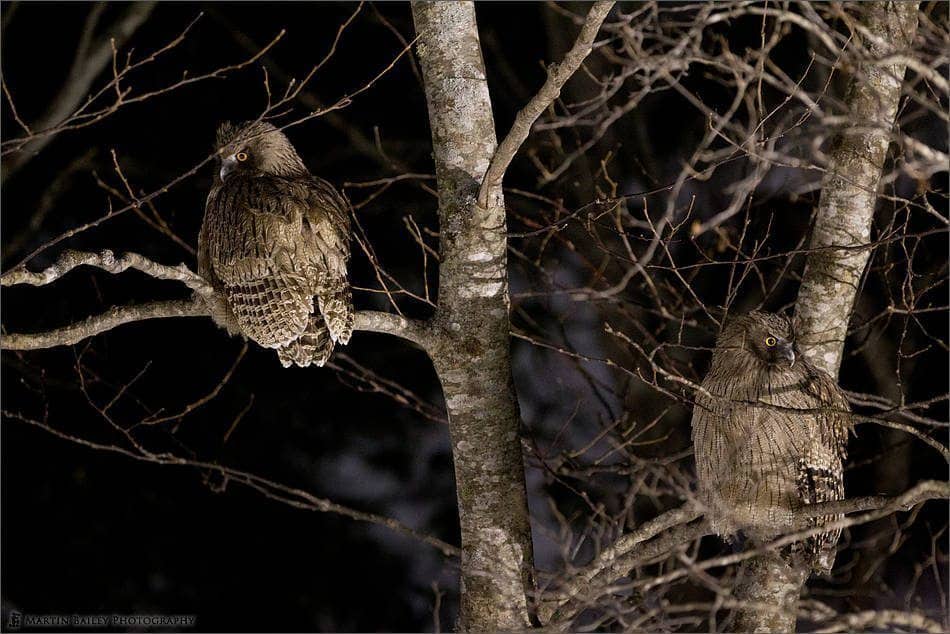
691 311 852 573
199 121 353 367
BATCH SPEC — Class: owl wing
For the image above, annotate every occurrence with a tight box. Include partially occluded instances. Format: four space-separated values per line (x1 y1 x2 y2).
197 215 214 287
301 176 354 345
796 368 853 573
198 190 241 336
203 177 316 348
805 369 853 463
691 375 746 535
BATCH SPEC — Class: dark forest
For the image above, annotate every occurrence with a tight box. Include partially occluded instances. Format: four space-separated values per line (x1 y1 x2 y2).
1 2 947 632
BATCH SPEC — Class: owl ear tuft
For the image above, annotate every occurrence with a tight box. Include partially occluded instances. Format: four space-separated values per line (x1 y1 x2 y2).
216 121 237 148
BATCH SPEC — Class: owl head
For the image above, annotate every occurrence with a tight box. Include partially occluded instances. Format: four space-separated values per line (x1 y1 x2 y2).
717 310 797 367
215 120 308 181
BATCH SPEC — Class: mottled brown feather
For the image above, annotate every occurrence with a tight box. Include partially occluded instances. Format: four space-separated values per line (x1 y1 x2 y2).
691 311 852 574
198 122 352 367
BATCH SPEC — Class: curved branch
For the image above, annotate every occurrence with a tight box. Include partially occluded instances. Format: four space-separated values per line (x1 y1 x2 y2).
541 480 949 625
554 503 701 596
1 248 213 296
1 249 432 352
2 2 156 179
1 299 209 350
2 408 460 558
635 482 949 596
354 310 431 349
476 1 614 208
540 503 706 624
2 302 430 353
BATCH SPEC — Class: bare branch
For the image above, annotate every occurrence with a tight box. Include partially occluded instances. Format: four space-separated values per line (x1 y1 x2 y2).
540 503 704 624
0 250 431 352
793 479 950 519
1 409 460 558
542 480 949 625
354 310 431 350
636 483 949 597
2 1 155 178
0 299 208 351
476 1 614 208
813 609 945 634
1 248 212 296
1 302 429 353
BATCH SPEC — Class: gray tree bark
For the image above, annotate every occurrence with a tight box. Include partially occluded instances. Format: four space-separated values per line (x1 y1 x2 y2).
411 2 534 629
732 554 809 633
796 0 920 376
733 3 920 632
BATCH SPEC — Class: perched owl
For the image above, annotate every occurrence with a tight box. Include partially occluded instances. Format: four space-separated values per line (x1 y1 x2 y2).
691 311 852 574
198 121 353 367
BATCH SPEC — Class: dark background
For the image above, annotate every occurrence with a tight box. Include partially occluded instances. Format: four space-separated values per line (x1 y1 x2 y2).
2 2 947 632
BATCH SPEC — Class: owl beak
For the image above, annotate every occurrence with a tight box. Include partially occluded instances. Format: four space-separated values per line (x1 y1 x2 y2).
220 154 238 180
779 342 796 366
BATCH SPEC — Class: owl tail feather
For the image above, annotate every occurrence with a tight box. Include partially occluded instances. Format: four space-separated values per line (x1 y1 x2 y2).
277 316 333 368
318 283 354 345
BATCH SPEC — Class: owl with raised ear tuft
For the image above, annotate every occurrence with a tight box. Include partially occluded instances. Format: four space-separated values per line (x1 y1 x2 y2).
198 120 354 367
691 310 853 574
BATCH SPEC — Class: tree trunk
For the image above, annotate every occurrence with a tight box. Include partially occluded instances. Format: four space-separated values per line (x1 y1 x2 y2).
795 0 920 377
734 3 919 632
732 553 809 633
411 2 534 629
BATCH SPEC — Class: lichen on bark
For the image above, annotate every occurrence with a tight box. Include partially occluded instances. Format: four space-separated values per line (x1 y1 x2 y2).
412 2 534 629
795 0 920 377
734 3 920 632
732 553 809 633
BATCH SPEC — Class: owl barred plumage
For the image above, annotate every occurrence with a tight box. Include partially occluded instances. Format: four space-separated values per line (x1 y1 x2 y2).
198 121 353 367
691 311 852 574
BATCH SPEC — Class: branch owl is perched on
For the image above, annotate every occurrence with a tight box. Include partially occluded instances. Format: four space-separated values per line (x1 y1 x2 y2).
691 311 852 574
198 121 353 367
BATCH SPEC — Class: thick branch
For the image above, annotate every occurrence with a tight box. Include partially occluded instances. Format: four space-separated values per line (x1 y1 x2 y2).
354 311 431 350
2 250 430 351
812 609 945 634
2 302 428 352
732 4 923 631
476 1 614 208
656 482 950 591
792 479 950 520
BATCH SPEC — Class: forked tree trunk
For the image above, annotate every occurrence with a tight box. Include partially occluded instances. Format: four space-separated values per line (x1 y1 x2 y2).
733 2 919 632
411 2 534 629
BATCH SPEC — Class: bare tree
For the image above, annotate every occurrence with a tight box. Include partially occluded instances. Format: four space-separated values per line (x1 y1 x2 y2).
2 1 946 632
3 2 612 629
733 3 922 632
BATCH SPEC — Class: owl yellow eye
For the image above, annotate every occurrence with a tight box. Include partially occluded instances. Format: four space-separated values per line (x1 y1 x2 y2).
236 152 249 162
765 336 777 347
